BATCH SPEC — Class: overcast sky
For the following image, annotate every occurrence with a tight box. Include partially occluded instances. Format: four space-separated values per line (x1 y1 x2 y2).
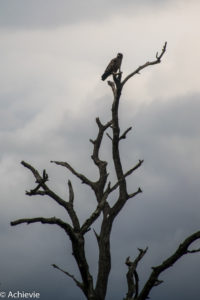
1 1 200 299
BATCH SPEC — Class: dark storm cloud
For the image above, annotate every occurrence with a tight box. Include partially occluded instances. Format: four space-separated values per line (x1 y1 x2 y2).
0 0 171 28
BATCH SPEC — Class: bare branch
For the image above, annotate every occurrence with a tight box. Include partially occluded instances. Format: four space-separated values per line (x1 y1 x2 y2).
65 180 80 230
68 180 74 204
121 42 167 87
91 118 112 170
21 161 81 232
21 162 48 194
52 264 84 291
90 118 112 203
10 217 73 235
109 160 144 194
21 160 41 181
21 161 71 210
113 72 122 88
107 80 116 97
89 139 95 144
153 279 163 287
187 248 200 253
119 127 132 140
80 192 110 234
26 190 46 196
138 231 200 300
134 247 148 266
106 132 113 141
156 41 167 60
93 229 100 245
124 247 148 300
124 160 144 178
128 187 142 199
133 270 139 300
51 160 95 190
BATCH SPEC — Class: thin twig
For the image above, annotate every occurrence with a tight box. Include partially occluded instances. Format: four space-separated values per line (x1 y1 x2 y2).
106 132 113 141
119 127 132 140
68 180 74 204
52 264 84 290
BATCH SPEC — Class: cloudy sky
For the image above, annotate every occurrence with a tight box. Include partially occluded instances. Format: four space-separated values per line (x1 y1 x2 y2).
1 1 200 299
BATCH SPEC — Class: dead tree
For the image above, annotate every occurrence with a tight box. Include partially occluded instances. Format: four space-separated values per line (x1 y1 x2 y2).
11 42 200 300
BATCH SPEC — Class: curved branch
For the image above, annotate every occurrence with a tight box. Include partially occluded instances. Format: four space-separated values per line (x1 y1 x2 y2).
121 42 167 87
10 217 73 236
138 230 200 300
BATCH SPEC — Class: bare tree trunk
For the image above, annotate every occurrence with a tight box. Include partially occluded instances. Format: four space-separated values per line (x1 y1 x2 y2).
11 42 200 300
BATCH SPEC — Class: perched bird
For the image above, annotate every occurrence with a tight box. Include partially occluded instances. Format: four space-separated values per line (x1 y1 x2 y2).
101 53 123 81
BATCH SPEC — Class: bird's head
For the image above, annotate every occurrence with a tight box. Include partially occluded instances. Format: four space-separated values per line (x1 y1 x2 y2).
117 53 123 59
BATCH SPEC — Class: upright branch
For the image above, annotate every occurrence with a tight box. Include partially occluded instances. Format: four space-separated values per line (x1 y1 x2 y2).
124 247 148 300
89 117 112 200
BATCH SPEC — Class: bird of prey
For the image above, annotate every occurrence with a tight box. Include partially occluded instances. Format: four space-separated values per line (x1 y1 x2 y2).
101 53 123 81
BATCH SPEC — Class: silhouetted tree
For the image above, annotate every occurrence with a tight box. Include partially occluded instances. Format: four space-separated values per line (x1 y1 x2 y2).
11 43 200 300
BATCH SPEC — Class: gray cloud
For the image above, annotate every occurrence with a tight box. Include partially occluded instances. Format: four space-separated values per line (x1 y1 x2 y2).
0 0 174 28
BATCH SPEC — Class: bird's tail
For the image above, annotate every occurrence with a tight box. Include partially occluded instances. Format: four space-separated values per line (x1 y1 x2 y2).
101 72 109 81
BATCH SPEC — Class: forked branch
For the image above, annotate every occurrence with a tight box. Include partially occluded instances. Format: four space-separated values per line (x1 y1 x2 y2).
20 161 80 230
137 231 200 300
90 118 112 200
121 42 167 87
124 247 148 300
108 159 144 194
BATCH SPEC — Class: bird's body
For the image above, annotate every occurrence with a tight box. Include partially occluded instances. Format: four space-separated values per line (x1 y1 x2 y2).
101 53 123 81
